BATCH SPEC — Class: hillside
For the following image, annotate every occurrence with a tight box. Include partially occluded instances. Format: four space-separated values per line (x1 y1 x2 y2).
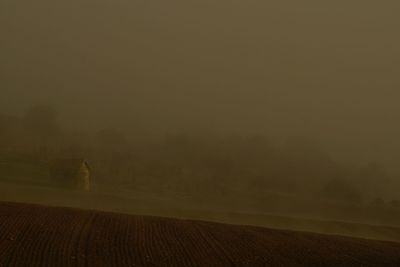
1 202 400 266
2 181 400 243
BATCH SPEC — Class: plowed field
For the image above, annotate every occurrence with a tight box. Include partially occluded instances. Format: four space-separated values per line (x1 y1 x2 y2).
0 202 400 266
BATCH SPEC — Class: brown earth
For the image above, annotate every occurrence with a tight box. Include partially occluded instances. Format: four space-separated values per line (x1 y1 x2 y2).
0 202 400 267
3 182 400 243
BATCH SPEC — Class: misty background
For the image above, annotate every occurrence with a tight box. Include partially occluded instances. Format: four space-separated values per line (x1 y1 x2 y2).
1 1 400 215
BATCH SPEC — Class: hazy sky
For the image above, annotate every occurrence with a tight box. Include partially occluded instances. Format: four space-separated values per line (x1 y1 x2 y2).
1 1 400 172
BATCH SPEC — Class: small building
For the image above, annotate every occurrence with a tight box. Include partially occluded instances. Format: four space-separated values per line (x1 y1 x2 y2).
50 159 90 191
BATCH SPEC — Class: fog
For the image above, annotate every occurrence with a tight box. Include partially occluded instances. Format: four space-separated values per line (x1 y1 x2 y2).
1 1 400 230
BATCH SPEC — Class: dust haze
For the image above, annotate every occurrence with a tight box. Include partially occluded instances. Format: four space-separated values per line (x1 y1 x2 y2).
1 0 400 235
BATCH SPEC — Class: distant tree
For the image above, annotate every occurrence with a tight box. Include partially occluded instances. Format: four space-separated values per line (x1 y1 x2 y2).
359 161 389 200
0 114 15 152
23 104 61 154
390 200 400 209
24 105 59 134
371 197 385 207
94 128 129 154
92 128 132 182
323 178 362 203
